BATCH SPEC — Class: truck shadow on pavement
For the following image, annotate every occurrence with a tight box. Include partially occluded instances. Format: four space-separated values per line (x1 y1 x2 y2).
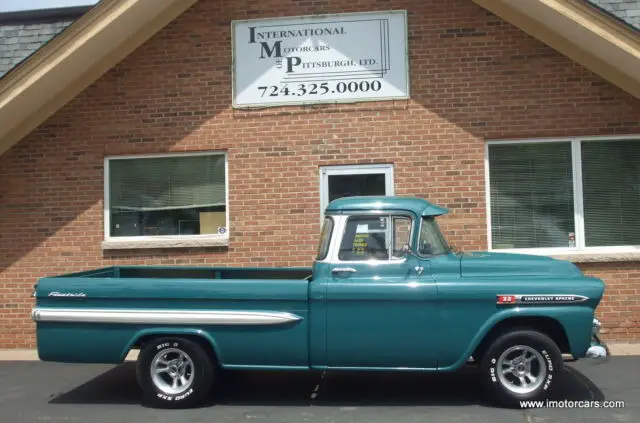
49 362 605 408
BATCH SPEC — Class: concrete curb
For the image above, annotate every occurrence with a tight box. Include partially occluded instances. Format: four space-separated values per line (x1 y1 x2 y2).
0 349 140 362
1 343 639 362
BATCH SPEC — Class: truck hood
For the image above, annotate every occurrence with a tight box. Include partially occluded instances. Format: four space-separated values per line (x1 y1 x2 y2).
459 251 583 278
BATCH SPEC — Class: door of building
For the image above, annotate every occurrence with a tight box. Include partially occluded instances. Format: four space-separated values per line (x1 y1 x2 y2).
319 164 394 219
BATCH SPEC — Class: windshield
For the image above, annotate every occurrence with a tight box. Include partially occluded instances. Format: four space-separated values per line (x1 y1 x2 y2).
418 217 450 256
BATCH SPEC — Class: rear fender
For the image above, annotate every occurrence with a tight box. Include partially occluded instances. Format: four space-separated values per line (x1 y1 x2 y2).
122 328 221 363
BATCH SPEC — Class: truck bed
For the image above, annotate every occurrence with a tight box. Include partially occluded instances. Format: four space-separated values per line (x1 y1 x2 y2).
53 265 313 280
33 265 313 367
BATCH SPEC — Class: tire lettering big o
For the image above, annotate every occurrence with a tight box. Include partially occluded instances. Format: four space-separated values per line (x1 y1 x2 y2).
490 367 497 382
489 358 497 382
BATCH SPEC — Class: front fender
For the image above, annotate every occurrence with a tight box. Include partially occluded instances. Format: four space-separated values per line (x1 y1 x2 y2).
439 306 594 371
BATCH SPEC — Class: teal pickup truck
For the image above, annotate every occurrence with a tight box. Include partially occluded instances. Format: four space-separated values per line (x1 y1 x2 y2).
32 196 608 409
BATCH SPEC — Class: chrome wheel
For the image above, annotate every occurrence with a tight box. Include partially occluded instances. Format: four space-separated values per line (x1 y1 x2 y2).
496 345 546 395
150 348 195 395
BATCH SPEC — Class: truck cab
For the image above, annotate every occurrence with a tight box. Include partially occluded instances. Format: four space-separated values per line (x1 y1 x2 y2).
310 196 449 369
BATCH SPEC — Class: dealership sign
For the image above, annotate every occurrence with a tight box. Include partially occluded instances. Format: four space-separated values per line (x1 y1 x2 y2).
231 11 409 108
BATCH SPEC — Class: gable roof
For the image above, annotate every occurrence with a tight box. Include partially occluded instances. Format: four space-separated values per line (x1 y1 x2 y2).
587 0 640 31
0 0 638 157
0 0 198 157
0 6 91 79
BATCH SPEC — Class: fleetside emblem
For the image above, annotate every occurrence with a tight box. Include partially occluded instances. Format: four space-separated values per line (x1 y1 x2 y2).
497 294 589 305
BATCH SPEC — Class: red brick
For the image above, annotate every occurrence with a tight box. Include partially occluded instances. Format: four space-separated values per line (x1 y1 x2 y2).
0 0 639 347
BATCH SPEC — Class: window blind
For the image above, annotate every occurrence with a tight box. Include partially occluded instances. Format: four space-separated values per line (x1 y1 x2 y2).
582 140 640 246
109 154 226 212
488 143 575 249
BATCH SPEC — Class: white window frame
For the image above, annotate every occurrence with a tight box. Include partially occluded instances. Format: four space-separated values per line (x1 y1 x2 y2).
320 213 411 265
103 151 229 248
319 163 394 223
485 134 640 257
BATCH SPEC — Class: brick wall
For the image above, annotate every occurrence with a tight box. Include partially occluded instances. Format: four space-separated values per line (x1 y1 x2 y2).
1 0 639 348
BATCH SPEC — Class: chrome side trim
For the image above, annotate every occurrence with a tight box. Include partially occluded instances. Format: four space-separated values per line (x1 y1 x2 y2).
31 308 303 326
331 267 357 273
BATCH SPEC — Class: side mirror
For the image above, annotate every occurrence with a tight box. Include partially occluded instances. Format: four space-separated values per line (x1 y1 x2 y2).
401 244 424 275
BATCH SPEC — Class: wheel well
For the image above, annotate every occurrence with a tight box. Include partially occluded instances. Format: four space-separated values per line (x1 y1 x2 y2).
472 316 571 361
132 333 219 364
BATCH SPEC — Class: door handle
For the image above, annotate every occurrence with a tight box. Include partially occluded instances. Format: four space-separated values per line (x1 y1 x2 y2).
332 267 357 273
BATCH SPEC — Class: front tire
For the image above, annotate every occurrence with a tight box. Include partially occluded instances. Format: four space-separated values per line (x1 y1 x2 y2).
136 337 215 409
479 329 563 408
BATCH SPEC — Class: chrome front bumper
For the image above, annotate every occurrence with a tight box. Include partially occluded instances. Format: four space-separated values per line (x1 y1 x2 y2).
585 318 609 360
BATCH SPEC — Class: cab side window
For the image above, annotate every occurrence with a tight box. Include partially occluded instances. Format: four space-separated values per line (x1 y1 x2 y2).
316 217 334 261
338 216 389 261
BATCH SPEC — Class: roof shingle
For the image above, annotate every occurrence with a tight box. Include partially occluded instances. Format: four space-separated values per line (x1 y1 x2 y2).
0 6 91 78
587 0 640 30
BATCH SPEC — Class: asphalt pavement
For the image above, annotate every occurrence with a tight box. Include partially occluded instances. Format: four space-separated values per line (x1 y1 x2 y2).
0 357 637 423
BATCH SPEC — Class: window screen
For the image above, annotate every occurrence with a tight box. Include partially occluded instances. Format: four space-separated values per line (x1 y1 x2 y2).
488 143 575 249
582 140 640 246
488 139 640 250
108 154 226 237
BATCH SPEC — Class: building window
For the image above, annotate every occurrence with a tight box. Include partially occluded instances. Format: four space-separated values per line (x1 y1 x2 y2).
319 164 394 221
105 152 228 240
487 137 640 252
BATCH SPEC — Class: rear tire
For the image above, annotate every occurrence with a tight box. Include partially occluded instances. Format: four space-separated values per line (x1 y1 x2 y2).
479 329 563 408
136 337 215 409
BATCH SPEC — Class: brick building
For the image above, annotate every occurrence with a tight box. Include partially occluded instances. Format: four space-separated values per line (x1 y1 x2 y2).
0 0 639 349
